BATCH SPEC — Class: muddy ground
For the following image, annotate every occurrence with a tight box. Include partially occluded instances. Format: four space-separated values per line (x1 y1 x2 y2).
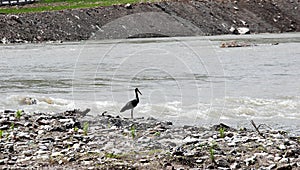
0 0 299 43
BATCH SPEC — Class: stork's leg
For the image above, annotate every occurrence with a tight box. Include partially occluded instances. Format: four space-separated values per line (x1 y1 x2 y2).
131 109 133 119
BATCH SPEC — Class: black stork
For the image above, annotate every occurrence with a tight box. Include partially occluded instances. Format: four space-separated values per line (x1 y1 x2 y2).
120 88 142 119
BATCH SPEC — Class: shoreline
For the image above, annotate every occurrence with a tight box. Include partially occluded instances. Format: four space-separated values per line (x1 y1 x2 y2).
0 109 299 169
0 0 300 44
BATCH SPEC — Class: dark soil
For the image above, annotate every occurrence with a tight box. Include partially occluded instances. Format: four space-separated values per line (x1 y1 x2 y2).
0 0 300 43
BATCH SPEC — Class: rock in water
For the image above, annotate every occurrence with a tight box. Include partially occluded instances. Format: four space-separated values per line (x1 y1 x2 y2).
230 27 250 35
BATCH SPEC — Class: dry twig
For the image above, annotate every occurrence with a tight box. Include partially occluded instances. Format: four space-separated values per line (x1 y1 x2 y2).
250 120 265 138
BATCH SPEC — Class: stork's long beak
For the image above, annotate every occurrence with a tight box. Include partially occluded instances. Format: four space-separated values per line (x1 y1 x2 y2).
137 89 142 95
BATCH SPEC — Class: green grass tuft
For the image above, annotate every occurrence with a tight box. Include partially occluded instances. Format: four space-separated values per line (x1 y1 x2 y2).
83 122 89 136
105 152 121 159
10 122 15 130
0 0 161 14
219 127 225 138
130 125 136 139
15 110 22 119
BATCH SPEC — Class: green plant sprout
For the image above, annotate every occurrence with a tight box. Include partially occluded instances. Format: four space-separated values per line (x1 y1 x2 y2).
209 141 218 163
154 131 161 137
10 122 15 130
105 152 121 159
0 130 3 139
219 127 225 138
130 125 136 139
74 126 79 132
15 110 22 119
83 122 89 136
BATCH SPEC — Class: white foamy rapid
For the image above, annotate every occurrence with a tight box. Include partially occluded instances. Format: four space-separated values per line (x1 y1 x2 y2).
1 33 300 135
0 95 75 113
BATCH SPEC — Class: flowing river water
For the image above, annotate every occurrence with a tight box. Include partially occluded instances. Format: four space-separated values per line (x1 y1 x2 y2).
1 33 300 135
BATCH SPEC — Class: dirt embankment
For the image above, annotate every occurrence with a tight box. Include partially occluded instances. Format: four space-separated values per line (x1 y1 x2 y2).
0 0 299 43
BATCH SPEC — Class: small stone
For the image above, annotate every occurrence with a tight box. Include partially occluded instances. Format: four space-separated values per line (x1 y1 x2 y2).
35 150 49 155
0 158 8 165
278 144 286 150
228 142 236 147
274 156 282 162
16 157 31 163
7 161 16 165
58 119 73 123
140 159 149 163
230 162 241 169
124 3 132 9
0 118 7 124
23 150 33 156
51 152 62 157
273 133 284 139
279 158 289 163
83 161 92 165
196 160 203 163
254 152 268 157
67 157 75 162
277 164 292 170
266 154 274 160
0 125 9 130
18 132 30 139
38 130 45 135
73 143 81 150
217 158 230 168
59 160 63 164
39 154 49 160
39 145 48 150
244 155 256 166
267 164 277 169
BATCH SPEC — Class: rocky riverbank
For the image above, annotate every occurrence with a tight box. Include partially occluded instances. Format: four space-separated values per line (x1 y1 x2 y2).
0 0 300 43
0 109 299 169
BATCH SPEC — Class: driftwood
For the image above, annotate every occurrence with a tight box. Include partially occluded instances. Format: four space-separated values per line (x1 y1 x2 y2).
250 120 267 138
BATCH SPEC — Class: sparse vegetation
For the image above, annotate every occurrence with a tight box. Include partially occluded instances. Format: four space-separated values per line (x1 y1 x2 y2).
0 130 3 139
219 127 225 138
10 122 15 130
209 141 218 163
130 125 136 139
74 126 79 133
105 152 121 159
154 131 161 136
83 122 89 136
15 110 22 119
0 0 160 14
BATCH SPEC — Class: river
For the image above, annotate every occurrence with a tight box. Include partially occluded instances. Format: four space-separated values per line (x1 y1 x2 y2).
1 33 299 135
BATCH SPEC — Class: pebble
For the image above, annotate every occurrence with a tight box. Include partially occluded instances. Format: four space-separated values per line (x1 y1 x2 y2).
274 156 282 162
39 145 48 150
279 158 289 163
140 159 149 163
51 152 63 157
59 160 63 165
227 142 236 147
278 144 286 150
244 155 256 166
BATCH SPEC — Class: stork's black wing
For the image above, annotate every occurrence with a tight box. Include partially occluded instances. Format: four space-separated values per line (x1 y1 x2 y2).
120 99 139 112
120 100 134 112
